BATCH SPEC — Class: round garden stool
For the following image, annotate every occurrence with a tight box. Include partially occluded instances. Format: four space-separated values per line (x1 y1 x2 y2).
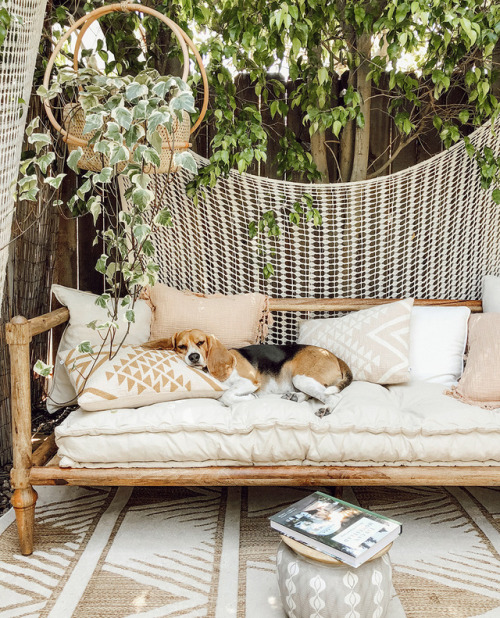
276 536 393 618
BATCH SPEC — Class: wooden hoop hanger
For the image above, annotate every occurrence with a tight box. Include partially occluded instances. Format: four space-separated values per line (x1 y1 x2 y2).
43 3 208 146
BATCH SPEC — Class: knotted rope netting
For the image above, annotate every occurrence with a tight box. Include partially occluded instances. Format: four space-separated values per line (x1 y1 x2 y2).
121 119 500 345
0 0 48 311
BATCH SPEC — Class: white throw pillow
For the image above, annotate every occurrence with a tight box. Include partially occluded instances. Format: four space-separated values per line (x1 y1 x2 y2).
298 298 414 384
409 306 470 385
46 285 152 412
482 275 500 313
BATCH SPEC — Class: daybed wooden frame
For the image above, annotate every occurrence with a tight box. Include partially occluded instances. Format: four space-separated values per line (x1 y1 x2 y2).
6 297 500 555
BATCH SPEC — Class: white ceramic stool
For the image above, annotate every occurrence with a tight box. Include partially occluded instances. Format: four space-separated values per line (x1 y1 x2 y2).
276 536 393 618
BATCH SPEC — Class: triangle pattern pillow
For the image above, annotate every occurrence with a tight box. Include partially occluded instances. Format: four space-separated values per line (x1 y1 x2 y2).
60 345 226 411
298 298 414 384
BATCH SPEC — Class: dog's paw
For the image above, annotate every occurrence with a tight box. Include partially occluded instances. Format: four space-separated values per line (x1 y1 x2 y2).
281 392 299 402
315 407 332 418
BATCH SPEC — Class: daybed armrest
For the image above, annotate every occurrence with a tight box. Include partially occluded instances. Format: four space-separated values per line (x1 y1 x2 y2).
5 309 70 553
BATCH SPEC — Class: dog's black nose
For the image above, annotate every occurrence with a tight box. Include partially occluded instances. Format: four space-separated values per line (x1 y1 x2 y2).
188 352 200 363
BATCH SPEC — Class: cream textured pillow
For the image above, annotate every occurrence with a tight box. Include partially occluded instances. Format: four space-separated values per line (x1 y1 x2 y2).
141 284 271 347
60 345 226 412
47 285 152 413
298 298 414 384
446 314 500 409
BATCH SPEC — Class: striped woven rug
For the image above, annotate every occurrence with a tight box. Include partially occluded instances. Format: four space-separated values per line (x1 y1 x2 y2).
0 485 499 617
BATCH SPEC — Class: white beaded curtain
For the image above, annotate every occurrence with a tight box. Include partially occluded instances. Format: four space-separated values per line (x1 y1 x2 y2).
0 0 48 312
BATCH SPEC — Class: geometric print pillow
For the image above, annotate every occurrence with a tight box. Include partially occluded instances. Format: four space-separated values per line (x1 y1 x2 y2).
60 346 226 412
298 298 414 384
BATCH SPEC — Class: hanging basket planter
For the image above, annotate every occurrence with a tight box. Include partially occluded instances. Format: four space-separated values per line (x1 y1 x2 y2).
42 3 208 174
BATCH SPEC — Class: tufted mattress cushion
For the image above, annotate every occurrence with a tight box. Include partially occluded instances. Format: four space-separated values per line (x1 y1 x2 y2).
54 381 500 468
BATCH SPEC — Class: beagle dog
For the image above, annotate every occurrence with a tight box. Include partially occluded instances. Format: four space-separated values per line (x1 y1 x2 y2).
144 329 352 415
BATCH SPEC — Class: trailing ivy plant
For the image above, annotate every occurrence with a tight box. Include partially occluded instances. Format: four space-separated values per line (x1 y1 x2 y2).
0 0 11 48
21 66 197 376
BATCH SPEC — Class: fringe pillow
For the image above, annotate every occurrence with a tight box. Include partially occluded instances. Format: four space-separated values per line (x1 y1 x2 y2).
446 314 500 409
141 284 271 348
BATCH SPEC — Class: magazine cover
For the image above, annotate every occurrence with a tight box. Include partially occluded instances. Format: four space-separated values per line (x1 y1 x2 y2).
269 491 401 567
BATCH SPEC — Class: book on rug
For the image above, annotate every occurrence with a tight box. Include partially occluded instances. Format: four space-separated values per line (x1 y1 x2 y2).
269 491 402 568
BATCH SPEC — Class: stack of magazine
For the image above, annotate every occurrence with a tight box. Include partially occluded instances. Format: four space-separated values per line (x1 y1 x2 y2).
269 491 402 568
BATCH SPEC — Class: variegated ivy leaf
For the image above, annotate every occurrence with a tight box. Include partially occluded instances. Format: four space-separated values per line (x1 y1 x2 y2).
130 172 150 189
111 106 133 130
118 210 132 225
67 147 83 173
79 93 99 113
125 82 148 101
27 132 51 154
34 360 53 378
143 148 161 168
77 341 94 354
25 117 39 137
95 254 108 274
83 112 105 135
132 187 154 209
174 151 198 174
95 167 113 184
35 151 56 174
125 124 145 149
87 196 102 224
76 179 92 200
148 130 163 155
96 321 118 330
18 174 37 189
94 293 111 308
108 144 129 167
170 91 196 114
133 100 149 121
104 122 123 143
147 110 171 133
19 188 39 202
133 223 151 242
125 309 135 323
121 295 132 307
132 144 148 163
44 173 66 189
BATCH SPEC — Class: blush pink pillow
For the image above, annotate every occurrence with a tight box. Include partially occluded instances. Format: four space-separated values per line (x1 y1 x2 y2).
446 314 500 409
141 284 271 348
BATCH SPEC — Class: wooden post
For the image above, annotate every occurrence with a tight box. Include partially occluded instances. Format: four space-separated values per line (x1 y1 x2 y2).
5 315 38 555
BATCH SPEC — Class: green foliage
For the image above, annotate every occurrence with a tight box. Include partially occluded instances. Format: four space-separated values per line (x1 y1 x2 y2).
0 1 11 48
20 61 198 356
160 0 499 192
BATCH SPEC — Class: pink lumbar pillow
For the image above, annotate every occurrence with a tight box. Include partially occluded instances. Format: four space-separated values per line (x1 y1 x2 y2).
446 314 500 409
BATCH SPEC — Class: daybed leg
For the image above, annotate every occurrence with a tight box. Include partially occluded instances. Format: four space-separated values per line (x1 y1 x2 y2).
6 316 36 555
11 488 38 555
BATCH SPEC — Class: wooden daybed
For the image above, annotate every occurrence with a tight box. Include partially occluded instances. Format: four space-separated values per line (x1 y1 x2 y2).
6 296 500 555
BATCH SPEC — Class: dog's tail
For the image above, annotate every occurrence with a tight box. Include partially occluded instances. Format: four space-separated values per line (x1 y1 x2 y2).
337 358 353 391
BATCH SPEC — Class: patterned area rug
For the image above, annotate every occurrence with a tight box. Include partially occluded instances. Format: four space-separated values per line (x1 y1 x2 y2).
0 485 499 617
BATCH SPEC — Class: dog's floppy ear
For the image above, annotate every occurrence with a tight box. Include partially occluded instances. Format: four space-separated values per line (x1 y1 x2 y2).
206 335 235 381
142 336 175 350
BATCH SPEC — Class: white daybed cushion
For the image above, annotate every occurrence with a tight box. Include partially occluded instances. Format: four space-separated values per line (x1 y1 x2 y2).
409 306 470 385
55 381 500 468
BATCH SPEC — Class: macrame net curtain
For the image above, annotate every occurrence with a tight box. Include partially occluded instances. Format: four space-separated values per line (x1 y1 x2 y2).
0 0 48 311
121 118 500 344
